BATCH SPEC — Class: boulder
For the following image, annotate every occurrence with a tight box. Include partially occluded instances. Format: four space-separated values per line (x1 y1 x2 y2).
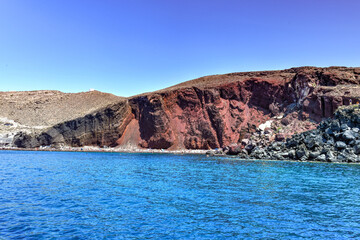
325 138 335 146
316 154 327 162
269 103 280 116
309 151 321 159
330 122 341 132
333 132 342 140
354 145 360 155
326 151 336 162
241 139 250 146
280 152 290 158
349 140 356 146
335 141 347 149
286 139 298 148
325 128 334 135
275 133 285 142
245 142 256 153
340 124 349 131
227 143 242 155
304 136 316 149
342 130 356 141
272 153 282 160
337 153 356 163
280 117 291 126
296 147 309 160
288 150 296 159
230 105 360 163
206 150 216 156
237 150 249 159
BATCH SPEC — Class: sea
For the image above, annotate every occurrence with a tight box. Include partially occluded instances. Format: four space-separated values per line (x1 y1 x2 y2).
1 150 360 239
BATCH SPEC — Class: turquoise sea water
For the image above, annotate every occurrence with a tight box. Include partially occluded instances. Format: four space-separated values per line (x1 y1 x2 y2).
1 151 360 239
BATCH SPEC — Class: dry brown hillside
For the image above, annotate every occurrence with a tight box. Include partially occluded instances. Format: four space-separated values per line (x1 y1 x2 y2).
0 90 123 128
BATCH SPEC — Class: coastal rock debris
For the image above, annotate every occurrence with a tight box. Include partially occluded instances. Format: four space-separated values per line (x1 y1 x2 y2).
243 105 360 163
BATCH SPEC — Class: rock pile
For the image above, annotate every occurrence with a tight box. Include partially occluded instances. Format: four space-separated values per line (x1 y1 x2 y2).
242 105 360 163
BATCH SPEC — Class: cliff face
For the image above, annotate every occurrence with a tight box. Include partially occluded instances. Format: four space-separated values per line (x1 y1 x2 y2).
13 101 131 148
122 67 360 150
0 90 123 147
10 66 360 149
128 79 287 150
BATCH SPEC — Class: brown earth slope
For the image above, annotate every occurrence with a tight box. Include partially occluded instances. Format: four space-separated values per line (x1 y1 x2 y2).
0 90 123 127
6 66 360 150
0 90 124 146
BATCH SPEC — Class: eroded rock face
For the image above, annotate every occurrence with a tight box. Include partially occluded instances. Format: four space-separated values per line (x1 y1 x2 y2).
125 67 360 149
129 81 285 149
13 101 132 148
11 66 360 150
129 95 175 149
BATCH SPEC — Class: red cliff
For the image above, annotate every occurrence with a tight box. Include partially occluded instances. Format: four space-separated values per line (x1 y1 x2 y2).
11 66 360 150
116 66 360 150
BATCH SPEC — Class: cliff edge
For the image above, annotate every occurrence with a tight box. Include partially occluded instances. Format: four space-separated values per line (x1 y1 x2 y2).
4 66 360 150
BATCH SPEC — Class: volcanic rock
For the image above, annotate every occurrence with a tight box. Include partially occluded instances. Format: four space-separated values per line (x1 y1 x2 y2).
275 133 285 141
342 130 356 141
246 105 360 163
5 66 360 150
335 141 347 149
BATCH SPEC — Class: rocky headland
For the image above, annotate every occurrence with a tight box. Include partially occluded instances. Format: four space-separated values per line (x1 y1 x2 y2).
1 66 360 160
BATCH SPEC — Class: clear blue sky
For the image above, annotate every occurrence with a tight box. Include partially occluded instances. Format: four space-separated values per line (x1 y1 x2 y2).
0 0 359 97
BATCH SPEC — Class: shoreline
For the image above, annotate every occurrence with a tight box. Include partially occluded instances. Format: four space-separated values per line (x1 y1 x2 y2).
0 146 208 155
1 146 357 165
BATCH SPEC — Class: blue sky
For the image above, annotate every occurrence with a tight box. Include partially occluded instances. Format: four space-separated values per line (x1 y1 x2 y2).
0 0 359 97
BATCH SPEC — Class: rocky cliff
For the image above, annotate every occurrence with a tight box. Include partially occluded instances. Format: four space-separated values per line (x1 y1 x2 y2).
13 100 131 148
7 66 360 150
0 90 123 147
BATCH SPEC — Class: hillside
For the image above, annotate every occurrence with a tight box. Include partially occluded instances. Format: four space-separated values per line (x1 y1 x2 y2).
2 66 360 150
0 90 124 146
0 90 123 127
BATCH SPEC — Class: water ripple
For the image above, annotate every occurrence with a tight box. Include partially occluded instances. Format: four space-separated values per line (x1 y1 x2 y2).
1 151 360 239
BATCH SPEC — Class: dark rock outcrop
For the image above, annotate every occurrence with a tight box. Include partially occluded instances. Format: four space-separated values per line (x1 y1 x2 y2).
13 101 131 148
246 105 360 163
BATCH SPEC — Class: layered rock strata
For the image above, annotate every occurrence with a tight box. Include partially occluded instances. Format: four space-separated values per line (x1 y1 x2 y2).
6 66 360 150
0 90 123 147
13 100 131 148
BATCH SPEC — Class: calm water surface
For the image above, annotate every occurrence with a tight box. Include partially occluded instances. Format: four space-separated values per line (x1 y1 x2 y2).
1 151 360 239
